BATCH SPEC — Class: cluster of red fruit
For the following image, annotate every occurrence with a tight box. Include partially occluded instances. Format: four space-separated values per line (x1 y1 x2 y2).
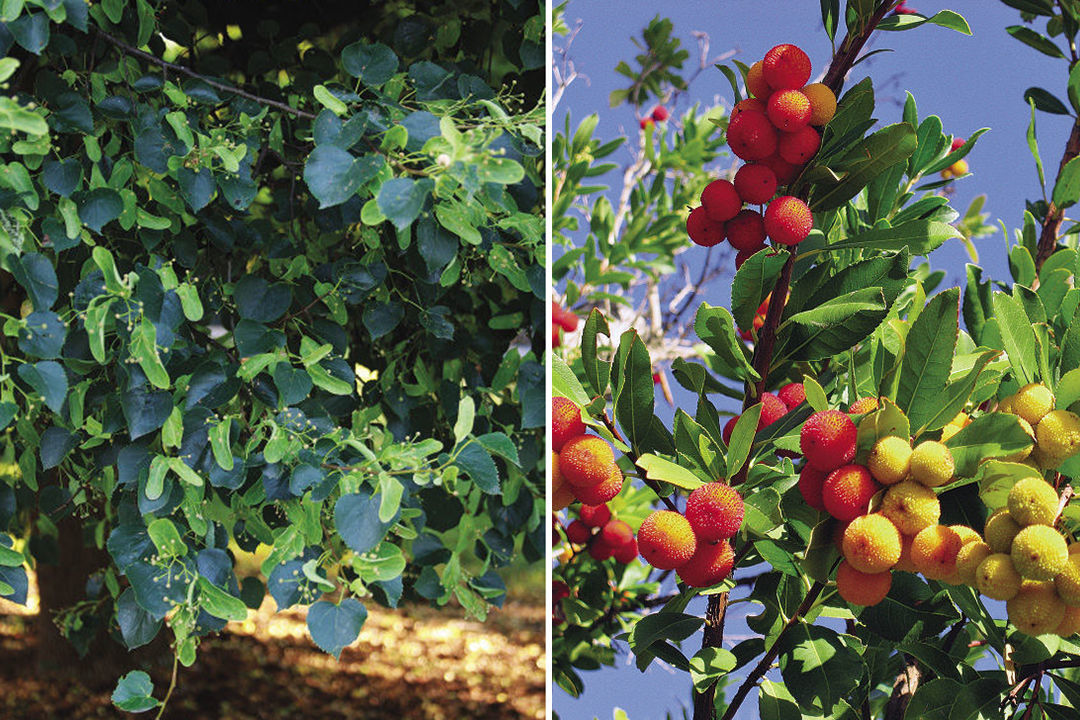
686 44 836 262
552 396 625 509
562 502 638 564
637 481 744 587
551 301 579 348
720 381 806 443
738 293 774 341
640 105 669 130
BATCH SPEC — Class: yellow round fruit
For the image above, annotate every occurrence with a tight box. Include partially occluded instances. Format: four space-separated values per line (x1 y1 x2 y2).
911 525 962 580
940 412 971 443
976 553 1023 600
1007 476 1059 527
1013 383 1055 426
894 533 918 573
835 560 891 607
985 508 1023 553
1012 525 1069 581
1057 605 1080 637
552 453 575 511
999 395 1017 415
909 441 954 488
1008 580 1066 636
1055 555 1080 607
1037 410 1080 461
868 436 912 485
950 525 982 546
956 540 992 586
802 83 837 126
842 513 902 574
880 480 940 535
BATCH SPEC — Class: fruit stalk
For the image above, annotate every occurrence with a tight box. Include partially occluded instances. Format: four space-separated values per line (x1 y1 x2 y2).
694 8 903 717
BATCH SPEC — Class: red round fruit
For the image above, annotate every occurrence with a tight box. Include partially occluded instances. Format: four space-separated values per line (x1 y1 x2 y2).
759 393 787 428
725 209 767 252
722 416 738 445
560 435 615 488
686 206 726 247
763 44 812 90
799 465 829 512
638 510 697 570
732 97 766 118
677 540 735 588
574 464 624 505
652 106 669 122
701 179 742 223
640 117 653 130
685 482 744 542
735 247 763 270
764 196 813 246
613 537 639 564
746 61 773 99
552 324 561 348
822 464 880 521
552 301 579 332
600 519 635 549
778 126 821 164
759 153 801 185
777 382 806 410
579 503 611 529
799 410 858 472
553 580 570 602
588 539 614 561
734 163 779 205
767 89 812 132
565 519 591 544
552 396 586 452
951 136 965 151
727 110 778 161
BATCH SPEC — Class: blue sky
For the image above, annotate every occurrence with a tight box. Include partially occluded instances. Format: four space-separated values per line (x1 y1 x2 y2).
554 2 1073 719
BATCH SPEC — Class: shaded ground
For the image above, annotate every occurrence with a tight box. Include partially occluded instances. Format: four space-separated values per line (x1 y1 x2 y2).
0 594 545 720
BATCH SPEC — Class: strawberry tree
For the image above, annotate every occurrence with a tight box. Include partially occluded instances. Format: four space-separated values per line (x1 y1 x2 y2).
553 2 1080 718
0 0 544 714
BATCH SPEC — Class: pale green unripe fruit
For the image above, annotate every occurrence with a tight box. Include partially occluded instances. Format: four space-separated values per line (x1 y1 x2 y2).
909 441 954 488
868 436 912 485
1007 476 1059 526
1012 525 1069 581
1008 580 1066 636
1037 410 1080 461
984 508 1022 553
1013 383 1055 426
975 553 1022 600
1055 555 1080 607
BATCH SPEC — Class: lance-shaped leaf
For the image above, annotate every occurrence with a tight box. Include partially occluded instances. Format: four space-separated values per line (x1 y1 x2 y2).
895 288 959 425
822 220 959 256
694 303 759 382
774 287 888 364
613 330 655 450
808 123 917 211
731 248 788 330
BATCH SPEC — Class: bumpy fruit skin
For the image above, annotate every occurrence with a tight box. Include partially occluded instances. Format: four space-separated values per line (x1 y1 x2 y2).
1008 476 1059 527
722 416 738 445
762 43 812 90
976 553 1023 600
565 520 591 544
725 209 768 251
868 436 913 486
638 510 697 570
956 540 993 586
911 525 962 580
1036 410 1080 460
1013 383 1055 426
847 396 880 415
732 97 767 118
560 435 616 488
734 163 778 205
600 519 635 549
801 83 837 125
588 539 615 561
836 560 891 606
798 465 829 512
759 153 801 185
727 110 779 161
800 410 858 471
685 482 744 542
746 60 772 99
574 463 624 505
1012 525 1069 581
1054 555 1080 606
767 89 811 131
1008 580 1066 636
687 206 726 247
579 503 611 529
894 533 918 573
552 397 586 452
880 480 940 535
951 525 982 546
613 537 639 564
701 179 742 223
759 393 788 428
1057 605 1080 637
984 509 1023 554
908 441 954 488
777 126 821 164
842 513 902 573
822 464 880 522
777 382 806 410
677 540 735 588
552 454 575 511
764 196 813 246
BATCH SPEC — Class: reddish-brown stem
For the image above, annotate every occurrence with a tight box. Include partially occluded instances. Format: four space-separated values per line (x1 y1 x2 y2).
693 7 901 718
1036 117 1080 270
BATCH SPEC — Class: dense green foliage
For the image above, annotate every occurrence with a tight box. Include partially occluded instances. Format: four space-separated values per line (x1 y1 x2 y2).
0 0 544 711
553 2 1080 719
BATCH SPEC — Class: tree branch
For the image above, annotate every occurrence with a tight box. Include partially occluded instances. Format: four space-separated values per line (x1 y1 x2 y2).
1036 116 1080 270
93 28 317 120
